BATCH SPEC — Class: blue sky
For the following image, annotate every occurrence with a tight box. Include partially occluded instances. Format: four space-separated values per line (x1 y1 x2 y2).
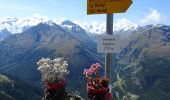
0 0 169 25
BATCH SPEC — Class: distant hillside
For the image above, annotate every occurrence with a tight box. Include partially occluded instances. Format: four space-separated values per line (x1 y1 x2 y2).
113 25 170 100
0 73 42 100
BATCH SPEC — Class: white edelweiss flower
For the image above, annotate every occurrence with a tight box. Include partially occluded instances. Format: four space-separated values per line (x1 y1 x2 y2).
37 57 69 83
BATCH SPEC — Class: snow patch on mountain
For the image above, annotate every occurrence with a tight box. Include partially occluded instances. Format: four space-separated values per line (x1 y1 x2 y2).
62 25 73 30
74 18 138 34
42 20 56 26
114 18 138 31
73 21 105 34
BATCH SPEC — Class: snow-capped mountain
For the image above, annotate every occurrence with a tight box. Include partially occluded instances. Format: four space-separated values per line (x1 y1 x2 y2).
0 16 49 34
0 16 138 35
2 16 168 40
1 16 168 39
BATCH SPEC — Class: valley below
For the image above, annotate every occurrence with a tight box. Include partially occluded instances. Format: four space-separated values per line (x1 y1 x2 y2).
0 20 170 100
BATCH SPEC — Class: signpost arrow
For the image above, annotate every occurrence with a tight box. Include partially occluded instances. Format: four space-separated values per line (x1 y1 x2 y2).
87 0 133 14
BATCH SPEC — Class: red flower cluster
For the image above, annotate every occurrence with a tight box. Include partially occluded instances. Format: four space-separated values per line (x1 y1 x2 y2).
47 81 65 91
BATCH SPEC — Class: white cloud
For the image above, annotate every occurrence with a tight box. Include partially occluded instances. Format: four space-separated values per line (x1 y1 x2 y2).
139 9 166 25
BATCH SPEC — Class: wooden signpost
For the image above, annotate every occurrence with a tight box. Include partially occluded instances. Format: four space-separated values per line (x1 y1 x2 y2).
87 0 133 99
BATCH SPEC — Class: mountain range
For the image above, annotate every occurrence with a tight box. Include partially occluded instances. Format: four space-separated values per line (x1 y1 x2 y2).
0 17 137 35
0 17 170 100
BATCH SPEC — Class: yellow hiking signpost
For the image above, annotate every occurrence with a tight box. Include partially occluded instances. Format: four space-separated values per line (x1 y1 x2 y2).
87 0 133 99
87 0 133 14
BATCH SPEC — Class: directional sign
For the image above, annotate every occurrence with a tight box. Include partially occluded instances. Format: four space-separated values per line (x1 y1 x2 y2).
87 0 133 14
97 35 122 53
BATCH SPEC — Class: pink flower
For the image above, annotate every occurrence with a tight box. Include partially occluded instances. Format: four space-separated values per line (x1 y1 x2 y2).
83 69 89 74
91 63 101 74
91 63 101 70
83 63 102 77
83 69 92 77
83 63 109 90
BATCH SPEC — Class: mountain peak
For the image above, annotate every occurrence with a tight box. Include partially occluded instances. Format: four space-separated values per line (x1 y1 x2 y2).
27 20 65 34
0 28 12 41
61 20 75 26
0 28 8 33
60 20 86 33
